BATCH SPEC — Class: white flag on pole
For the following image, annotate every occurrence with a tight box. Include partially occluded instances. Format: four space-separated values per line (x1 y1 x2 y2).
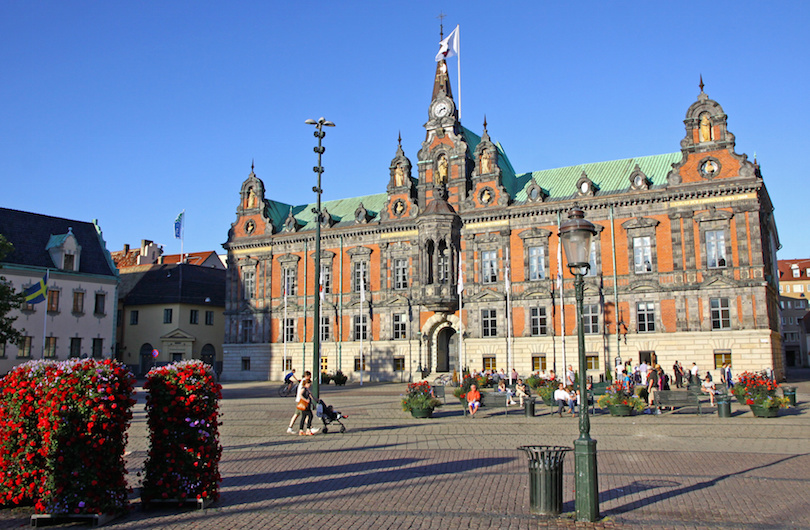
435 25 459 62
457 255 464 295
360 265 366 302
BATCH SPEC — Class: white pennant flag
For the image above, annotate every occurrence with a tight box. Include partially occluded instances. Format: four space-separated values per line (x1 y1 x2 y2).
435 25 459 62
457 254 464 295
360 265 366 302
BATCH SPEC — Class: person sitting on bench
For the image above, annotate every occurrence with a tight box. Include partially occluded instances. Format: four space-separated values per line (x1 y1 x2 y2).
467 384 481 416
554 382 574 417
701 373 717 406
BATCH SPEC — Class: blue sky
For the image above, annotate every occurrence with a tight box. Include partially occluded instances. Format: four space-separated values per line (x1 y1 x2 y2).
1 2 807 259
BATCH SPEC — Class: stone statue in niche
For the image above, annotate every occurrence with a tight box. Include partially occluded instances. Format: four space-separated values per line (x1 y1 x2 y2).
699 113 712 142
480 150 493 174
246 187 257 209
481 189 492 204
436 155 448 185
394 164 405 186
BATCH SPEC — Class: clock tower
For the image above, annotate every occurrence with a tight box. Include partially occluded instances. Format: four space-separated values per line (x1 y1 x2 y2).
417 58 472 213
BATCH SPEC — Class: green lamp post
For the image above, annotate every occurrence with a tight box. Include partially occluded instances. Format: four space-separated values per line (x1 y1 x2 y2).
559 206 599 522
305 117 334 401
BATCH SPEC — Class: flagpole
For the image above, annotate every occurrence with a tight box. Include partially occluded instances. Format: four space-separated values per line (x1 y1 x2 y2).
180 210 185 262
558 212 566 375
360 264 365 386
456 25 461 122
283 276 288 374
457 251 464 382
506 247 513 385
40 269 49 358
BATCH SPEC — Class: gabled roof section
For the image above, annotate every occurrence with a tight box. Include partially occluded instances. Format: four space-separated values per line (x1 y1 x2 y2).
513 152 682 202
0 207 116 277
461 126 518 192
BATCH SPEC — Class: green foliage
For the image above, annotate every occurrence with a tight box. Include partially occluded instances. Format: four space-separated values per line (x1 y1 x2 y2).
401 381 442 412
321 372 331 385
606 366 613 382
597 383 646 411
0 235 25 348
332 370 348 386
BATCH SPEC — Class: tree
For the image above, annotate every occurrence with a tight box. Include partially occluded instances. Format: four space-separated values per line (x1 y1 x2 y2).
0 235 25 347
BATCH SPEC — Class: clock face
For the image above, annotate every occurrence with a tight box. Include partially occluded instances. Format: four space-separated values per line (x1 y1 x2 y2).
433 101 450 117
580 181 590 193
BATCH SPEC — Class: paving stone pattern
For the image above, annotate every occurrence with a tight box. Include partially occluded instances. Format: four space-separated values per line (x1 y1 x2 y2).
1 376 808 529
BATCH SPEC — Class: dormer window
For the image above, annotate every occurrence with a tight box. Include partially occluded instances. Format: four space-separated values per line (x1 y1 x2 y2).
47 228 82 272
792 266 800 278
63 254 75 271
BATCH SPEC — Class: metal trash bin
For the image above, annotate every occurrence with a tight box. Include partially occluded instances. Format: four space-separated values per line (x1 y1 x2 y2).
518 445 571 516
783 386 797 407
524 397 536 417
716 394 732 418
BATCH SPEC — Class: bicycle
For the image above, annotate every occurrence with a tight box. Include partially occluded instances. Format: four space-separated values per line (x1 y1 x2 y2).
278 381 298 397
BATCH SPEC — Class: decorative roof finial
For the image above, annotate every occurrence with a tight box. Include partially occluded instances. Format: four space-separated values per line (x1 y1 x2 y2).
437 11 446 39
699 74 705 93
483 115 488 132
398 131 402 146
251 159 255 172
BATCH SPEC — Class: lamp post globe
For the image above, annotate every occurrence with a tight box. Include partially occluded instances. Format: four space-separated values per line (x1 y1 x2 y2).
558 206 599 522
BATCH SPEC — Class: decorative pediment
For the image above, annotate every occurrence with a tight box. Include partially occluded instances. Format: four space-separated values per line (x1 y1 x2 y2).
283 207 300 232
467 289 504 303
628 279 659 292
319 207 336 228
519 228 553 241
277 253 300 265
622 217 660 230
517 287 553 300
629 164 649 190
694 206 733 224
161 328 196 342
702 274 736 289
354 203 370 224
379 295 413 308
525 181 548 203
347 246 373 257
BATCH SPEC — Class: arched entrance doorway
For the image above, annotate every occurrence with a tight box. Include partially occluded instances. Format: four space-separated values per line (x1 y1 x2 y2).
139 343 154 376
435 327 458 373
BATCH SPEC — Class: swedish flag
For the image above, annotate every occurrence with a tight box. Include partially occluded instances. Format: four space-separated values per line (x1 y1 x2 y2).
23 272 48 304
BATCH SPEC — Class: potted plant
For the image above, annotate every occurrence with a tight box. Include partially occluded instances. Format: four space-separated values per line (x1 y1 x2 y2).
596 383 645 416
402 381 442 418
332 370 348 386
731 371 788 418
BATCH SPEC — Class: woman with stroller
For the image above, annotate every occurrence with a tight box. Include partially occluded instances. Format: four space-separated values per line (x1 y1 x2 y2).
297 379 319 436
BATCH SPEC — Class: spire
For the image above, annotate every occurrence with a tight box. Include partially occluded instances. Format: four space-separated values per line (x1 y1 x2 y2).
699 74 705 93
432 59 454 102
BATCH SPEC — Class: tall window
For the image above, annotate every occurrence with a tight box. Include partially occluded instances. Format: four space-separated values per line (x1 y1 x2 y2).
163 308 173 324
92 338 103 359
528 246 545 280
283 268 296 296
530 307 548 336
18 336 32 358
482 250 498 284
394 258 408 290
320 316 330 342
706 230 727 268
583 304 599 334
241 319 253 343
284 318 295 342
94 293 106 315
393 313 407 339
44 337 57 359
633 236 653 273
320 264 332 294
438 249 449 284
130 310 139 325
190 309 199 324
394 357 405 372
532 355 547 372
586 355 600 370
69 337 81 358
242 269 255 299
72 292 84 314
353 314 368 340
47 290 60 312
205 310 214 325
586 240 599 276
63 254 75 271
352 261 369 294
637 302 655 333
482 309 497 337
710 298 730 330
483 356 496 371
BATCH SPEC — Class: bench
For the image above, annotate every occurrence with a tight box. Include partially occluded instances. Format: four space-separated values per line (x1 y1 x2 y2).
462 391 517 416
654 390 704 414
431 385 447 404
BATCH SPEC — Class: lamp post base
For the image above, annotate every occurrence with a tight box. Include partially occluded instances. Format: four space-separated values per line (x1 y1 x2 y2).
574 437 599 522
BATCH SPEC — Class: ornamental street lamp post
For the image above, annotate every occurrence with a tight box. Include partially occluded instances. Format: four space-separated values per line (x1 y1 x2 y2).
305 117 335 401
559 206 599 522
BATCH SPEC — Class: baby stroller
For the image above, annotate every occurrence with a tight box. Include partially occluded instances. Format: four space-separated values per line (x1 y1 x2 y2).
316 399 347 433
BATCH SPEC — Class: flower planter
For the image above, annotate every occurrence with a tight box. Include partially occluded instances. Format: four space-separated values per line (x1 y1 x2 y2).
749 405 779 418
410 407 433 418
608 404 633 416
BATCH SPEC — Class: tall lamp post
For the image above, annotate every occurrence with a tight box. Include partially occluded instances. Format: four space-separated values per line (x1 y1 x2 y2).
559 206 599 522
305 117 335 401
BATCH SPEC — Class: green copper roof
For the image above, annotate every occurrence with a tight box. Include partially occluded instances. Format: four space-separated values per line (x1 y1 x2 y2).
266 192 389 233
461 126 518 195
512 152 682 202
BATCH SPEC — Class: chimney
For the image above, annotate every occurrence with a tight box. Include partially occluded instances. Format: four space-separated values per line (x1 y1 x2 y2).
123 244 130 253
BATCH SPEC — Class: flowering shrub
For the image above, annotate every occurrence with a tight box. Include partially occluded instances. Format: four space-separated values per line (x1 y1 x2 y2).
142 361 222 505
401 381 442 412
0 359 136 515
597 382 645 412
0 361 55 505
732 371 788 408
452 376 475 399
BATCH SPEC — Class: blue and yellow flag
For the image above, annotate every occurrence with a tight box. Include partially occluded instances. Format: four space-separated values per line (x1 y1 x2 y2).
23 271 48 304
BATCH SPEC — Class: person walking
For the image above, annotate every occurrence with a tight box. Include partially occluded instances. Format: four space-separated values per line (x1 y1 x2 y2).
690 363 699 385
286 371 312 434
566 365 575 387
673 361 683 389
297 379 319 436
724 363 733 389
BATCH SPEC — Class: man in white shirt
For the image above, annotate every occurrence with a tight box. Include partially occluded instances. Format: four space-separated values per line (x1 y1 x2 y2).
554 383 574 417
638 362 649 385
566 365 575 387
690 363 699 384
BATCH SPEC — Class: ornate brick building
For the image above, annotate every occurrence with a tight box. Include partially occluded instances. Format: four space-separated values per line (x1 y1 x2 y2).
221 63 782 383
